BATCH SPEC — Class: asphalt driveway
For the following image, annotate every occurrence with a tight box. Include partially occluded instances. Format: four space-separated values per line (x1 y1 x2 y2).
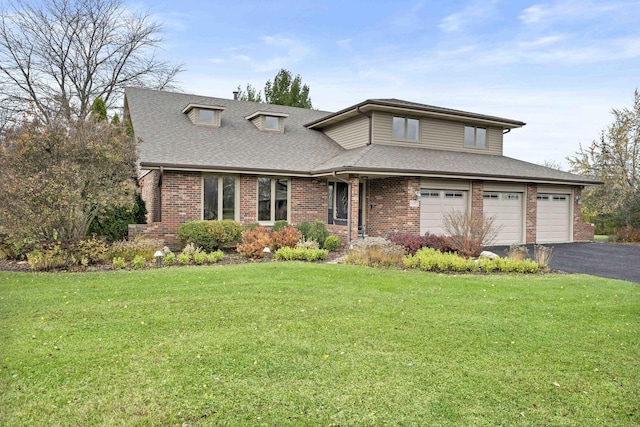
487 242 640 283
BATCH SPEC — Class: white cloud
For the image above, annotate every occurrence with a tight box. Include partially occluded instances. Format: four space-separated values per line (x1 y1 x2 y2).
519 0 639 25
439 0 499 33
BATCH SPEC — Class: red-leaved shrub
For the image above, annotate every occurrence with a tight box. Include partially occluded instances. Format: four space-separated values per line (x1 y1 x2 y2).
388 232 424 255
423 233 456 253
237 226 302 259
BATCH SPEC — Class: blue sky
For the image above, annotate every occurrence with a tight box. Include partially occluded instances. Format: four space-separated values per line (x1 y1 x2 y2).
135 0 639 168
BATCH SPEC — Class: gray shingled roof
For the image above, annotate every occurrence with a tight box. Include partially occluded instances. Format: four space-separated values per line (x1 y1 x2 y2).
311 144 598 184
125 88 599 185
125 87 344 174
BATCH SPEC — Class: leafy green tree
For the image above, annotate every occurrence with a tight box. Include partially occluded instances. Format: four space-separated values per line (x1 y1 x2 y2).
236 69 312 108
264 69 312 108
567 89 640 230
0 116 138 242
236 84 263 102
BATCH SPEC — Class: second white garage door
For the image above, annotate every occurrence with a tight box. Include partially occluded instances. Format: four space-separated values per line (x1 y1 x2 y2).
419 190 467 236
483 192 523 244
536 194 571 242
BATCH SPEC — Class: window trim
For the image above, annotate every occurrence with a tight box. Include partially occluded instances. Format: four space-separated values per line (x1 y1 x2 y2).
257 177 290 224
464 125 487 148
201 174 239 221
392 116 420 142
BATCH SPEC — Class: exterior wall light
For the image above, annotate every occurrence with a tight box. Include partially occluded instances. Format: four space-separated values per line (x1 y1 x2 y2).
154 250 164 267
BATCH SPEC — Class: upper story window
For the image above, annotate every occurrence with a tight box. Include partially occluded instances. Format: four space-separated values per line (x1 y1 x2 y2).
392 116 419 141
246 111 289 132
182 103 225 127
264 115 280 130
464 125 487 147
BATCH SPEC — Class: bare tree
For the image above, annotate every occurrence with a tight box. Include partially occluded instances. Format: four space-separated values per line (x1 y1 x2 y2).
443 210 501 257
0 0 183 123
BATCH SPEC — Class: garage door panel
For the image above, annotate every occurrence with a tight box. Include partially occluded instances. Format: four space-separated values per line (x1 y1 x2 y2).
536 194 570 242
484 192 523 244
419 190 467 236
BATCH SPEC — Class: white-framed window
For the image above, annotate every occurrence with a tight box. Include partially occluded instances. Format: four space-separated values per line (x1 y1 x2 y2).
258 177 289 222
264 115 280 130
464 125 487 147
420 191 440 198
392 116 419 141
504 193 520 200
483 192 499 199
537 195 550 201
445 192 464 199
203 175 237 220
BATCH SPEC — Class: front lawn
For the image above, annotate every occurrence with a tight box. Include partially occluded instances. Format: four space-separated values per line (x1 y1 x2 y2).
1 264 638 426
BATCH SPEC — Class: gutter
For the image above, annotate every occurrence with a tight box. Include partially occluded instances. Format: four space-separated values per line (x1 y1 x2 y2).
332 171 353 243
356 105 373 145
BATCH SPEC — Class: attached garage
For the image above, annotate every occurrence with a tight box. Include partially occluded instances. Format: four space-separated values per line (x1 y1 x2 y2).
419 190 467 236
536 193 571 242
483 191 524 244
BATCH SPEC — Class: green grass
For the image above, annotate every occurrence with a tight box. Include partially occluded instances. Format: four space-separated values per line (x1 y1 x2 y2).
593 235 609 242
1 264 638 426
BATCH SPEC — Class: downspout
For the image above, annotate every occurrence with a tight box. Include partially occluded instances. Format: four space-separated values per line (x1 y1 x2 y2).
157 166 163 222
357 106 373 145
332 172 353 243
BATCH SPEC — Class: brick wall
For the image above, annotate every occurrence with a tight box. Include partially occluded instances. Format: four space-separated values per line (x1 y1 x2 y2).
525 184 537 243
367 177 420 237
139 170 160 223
471 181 483 219
291 177 328 225
573 187 595 241
239 176 257 224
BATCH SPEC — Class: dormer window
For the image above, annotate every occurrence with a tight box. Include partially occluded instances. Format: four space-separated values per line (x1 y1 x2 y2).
264 115 280 130
182 103 225 127
246 111 289 132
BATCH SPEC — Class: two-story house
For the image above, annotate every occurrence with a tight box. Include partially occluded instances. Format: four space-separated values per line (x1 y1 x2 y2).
125 87 598 248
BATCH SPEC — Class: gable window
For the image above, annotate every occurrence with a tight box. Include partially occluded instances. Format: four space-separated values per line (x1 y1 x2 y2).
264 116 280 130
258 177 288 222
392 117 419 141
204 175 237 220
464 125 487 147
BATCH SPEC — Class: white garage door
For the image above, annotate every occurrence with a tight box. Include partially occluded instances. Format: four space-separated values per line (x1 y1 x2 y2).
419 190 467 236
536 194 571 242
483 192 523 244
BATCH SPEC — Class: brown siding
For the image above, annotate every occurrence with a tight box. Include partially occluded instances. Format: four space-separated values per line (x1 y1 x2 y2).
367 177 420 237
323 115 369 149
372 111 503 155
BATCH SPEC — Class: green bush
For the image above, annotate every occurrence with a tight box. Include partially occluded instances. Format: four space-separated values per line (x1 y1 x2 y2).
108 237 162 262
206 250 224 263
178 220 242 251
296 221 312 240
323 235 340 251
132 255 146 269
112 257 126 269
403 248 539 274
72 237 108 265
88 194 147 242
164 253 176 265
177 252 191 265
193 251 207 265
275 247 328 261
272 220 289 231
25 237 109 270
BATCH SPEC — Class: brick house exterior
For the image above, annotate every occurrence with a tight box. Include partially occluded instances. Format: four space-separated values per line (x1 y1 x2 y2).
125 88 598 249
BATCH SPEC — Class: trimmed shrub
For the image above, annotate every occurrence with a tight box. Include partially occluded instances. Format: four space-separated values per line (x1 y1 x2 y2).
423 233 456 253
404 247 539 273
206 250 224 263
132 255 146 269
296 221 312 240
323 235 340 251
237 226 302 259
193 251 207 265
108 237 162 262
164 253 176 265
72 237 108 265
178 220 242 251
112 257 126 269
388 232 424 255
177 252 191 265
275 247 328 261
